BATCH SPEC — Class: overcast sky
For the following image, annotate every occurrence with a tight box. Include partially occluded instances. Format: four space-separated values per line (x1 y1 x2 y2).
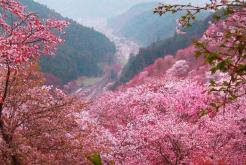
34 0 208 20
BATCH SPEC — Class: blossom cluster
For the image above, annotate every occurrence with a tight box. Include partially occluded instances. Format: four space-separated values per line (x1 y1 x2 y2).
89 76 246 164
0 0 68 65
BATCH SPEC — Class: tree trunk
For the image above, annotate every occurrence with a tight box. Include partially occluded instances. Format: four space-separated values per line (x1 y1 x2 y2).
0 64 21 165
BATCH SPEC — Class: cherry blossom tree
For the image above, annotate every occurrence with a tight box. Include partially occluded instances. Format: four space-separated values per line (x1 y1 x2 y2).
0 65 82 164
84 1 246 164
0 0 67 113
194 10 246 105
89 77 246 164
0 1 109 164
154 0 246 103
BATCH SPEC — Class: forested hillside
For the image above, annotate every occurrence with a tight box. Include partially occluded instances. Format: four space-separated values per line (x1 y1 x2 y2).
34 0 208 20
0 0 245 164
34 0 158 19
20 0 116 83
115 16 211 87
108 2 210 46
108 2 157 32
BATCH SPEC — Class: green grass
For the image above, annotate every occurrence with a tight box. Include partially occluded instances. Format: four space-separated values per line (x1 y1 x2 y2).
76 77 103 87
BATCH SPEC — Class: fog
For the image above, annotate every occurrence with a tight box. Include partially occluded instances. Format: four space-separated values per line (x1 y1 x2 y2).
34 0 208 20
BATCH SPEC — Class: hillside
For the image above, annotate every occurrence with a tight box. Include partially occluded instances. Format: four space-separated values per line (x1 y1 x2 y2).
108 2 210 46
34 0 209 21
1 1 245 164
108 2 157 31
20 0 116 83
114 15 211 87
34 0 159 20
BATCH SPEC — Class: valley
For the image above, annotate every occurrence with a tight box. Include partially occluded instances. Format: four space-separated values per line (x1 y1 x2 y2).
80 18 140 64
69 18 140 99
0 1 244 164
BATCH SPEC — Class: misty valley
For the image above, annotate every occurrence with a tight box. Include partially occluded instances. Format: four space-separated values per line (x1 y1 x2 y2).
0 0 245 165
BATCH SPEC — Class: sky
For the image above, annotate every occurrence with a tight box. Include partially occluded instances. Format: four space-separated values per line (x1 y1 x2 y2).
34 0 208 20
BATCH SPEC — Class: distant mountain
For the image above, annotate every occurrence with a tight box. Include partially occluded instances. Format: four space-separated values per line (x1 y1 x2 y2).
34 0 158 20
20 0 116 83
34 0 209 20
108 2 158 32
108 2 210 46
114 15 212 87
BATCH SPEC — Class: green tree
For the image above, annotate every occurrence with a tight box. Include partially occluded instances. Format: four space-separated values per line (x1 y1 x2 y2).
154 0 246 104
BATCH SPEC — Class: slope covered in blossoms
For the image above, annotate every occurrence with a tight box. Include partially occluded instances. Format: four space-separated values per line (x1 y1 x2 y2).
85 4 246 164
20 0 116 84
88 76 246 164
0 0 245 164
115 15 211 88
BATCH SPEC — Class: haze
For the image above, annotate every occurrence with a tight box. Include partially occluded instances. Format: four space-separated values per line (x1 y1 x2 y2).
34 0 208 20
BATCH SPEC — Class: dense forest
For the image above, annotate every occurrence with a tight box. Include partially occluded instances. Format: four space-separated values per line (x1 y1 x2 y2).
108 2 210 46
0 0 245 165
115 15 211 87
20 0 116 83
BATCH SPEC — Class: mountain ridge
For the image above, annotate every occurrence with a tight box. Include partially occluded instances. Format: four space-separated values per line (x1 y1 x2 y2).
108 2 210 46
113 15 211 88
20 0 116 84
34 0 209 20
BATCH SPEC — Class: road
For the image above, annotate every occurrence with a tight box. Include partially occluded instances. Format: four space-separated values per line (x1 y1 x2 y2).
78 18 140 62
75 19 140 100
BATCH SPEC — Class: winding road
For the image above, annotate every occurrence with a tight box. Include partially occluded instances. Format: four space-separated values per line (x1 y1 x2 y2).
75 19 140 100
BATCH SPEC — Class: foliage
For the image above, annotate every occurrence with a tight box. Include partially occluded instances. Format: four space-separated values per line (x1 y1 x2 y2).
114 16 211 88
109 2 210 46
109 2 181 46
93 1 246 164
154 0 246 103
89 2 246 163
194 10 246 104
0 1 111 164
0 66 85 164
88 153 103 165
20 0 116 83
89 76 246 164
0 1 245 165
